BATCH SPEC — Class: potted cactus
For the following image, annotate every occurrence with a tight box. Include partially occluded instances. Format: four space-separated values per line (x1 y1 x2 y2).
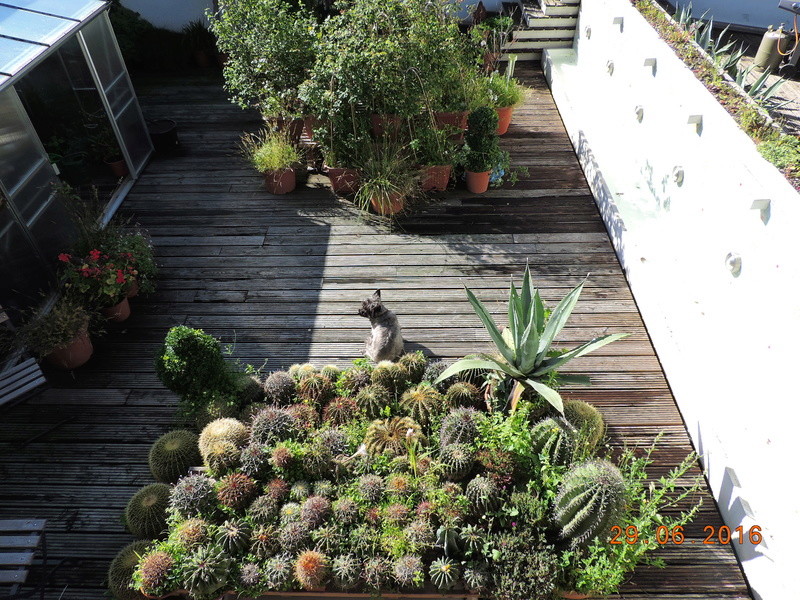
242 129 300 195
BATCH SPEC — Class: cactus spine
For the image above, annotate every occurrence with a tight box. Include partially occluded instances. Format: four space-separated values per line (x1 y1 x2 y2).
124 483 170 539
399 382 444 425
530 417 578 467
429 557 460 590
148 430 200 483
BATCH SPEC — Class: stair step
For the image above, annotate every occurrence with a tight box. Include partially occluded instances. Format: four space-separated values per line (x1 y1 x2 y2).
541 3 579 16
513 27 575 40
500 51 542 61
502 39 574 50
524 16 578 28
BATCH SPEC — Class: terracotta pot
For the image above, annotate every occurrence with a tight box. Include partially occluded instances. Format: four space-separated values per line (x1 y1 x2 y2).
465 170 491 194
264 117 304 144
126 278 140 298
434 111 468 131
102 297 131 323
370 192 405 215
327 167 360 195
496 105 514 135
45 330 93 370
421 164 452 192
370 113 402 138
558 591 595 599
104 157 129 178
263 168 296 194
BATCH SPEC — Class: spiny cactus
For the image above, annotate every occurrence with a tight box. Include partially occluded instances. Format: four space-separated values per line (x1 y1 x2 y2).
148 430 200 483
251 524 279 559
445 382 481 408
563 399 606 451
313 480 335 499
463 560 490 593
237 373 266 404
264 553 294 591
429 557 460 590
270 443 297 470
288 402 320 434
303 444 335 478
400 382 445 425
125 483 170 539
216 473 258 510
383 503 411 525
355 384 392 419
215 518 252 554
321 364 342 381
553 459 625 546
289 363 317 381
108 540 150 600
459 524 483 554
398 351 428 384
332 497 360 524
203 439 241 475
465 475 501 512
239 562 263 590
290 480 312 502
298 373 335 406
415 500 435 519
248 495 279 524
251 406 298 445
295 550 330 590
170 474 216 518
362 556 392 591
323 396 359 426
198 418 249 457
300 495 332 528
440 443 476 481
364 416 423 457
439 407 483 447
194 393 240 430
280 502 302 523
240 442 270 478
365 506 381 526
182 545 231 598
136 550 174 596
348 524 381 555
316 428 349 456
263 371 296 406
338 367 372 396
385 473 413 497
404 519 436 551
265 478 290 502
175 518 210 550
371 361 408 395
423 360 457 392
393 554 424 588
311 524 342 554
357 474 385 503
332 554 360 590
279 520 311 552
455 354 490 386
531 417 578 467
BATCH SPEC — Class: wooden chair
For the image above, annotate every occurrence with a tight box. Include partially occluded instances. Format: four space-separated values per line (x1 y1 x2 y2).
0 520 47 599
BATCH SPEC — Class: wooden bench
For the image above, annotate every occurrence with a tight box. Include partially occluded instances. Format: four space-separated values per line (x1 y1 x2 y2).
0 520 46 599
0 359 46 409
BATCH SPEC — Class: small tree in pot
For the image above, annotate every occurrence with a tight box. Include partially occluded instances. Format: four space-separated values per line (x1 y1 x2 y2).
462 107 507 194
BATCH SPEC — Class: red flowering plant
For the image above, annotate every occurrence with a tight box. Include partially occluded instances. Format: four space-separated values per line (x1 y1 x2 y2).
59 249 136 307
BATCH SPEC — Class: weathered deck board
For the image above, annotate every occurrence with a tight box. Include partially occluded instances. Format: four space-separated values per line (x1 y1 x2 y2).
0 66 751 599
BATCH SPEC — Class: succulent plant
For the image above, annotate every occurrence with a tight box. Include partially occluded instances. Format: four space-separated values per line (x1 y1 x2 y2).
338 367 372 396
182 545 231 598
215 518 252 554
303 443 335 478
357 474 385 503
332 497 360 524
279 520 311 552
423 360 457 392
300 495 332 528
239 562 263 590
148 430 201 483
288 403 320 434
415 500 435 519
383 503 411 525
332 554 361 590
240 442 270 478
295 550 330 590
364 416 423 457
251 524 279 559
429 557 460 590
198 418 249 457
248 495 279 524
459 524 483 554
322 396 360 426
476 447 518 488
553 459 626 546
264 371 297 405
436 524 463 556
194 393 240 430
216 473 258 510
445 382 481 408
270 443 297 470
354 384 392 419
236 373 266 404
530 417 578 467
385 473 413 497
400 382 445 425
136 550 174 596
265 478 290 502
251 406 298 445
290 480 312 501
439 407 483 447
170 474 217 518
371 361 408 395
321 364 342 381
454 354 491 386
398 351 428 384
404 519 436 551
289 363 317 381
393 554 424 588
465 475 501 512
348 524 381 555
463 560 490 593
313 480 335 499
125 483 170 539
365 506 381 526
310 525 341 554
280 502 302 523
262 553 293 591
203 439 242 474
316 427 349 456
440 443 476 481
389 455 411 473
362 556 392 590
108 540 150 600
297 373 335 406
175 518 210 550
563 399 606 451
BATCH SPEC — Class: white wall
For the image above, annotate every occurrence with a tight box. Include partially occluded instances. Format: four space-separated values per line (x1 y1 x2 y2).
665 0 790 30
121 0 214 31
543 1 800 599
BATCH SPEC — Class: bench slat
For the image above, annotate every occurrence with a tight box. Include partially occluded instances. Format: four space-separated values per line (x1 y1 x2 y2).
0 535 40 549
0 520 45 532
0 569 28 584
0 552 34 566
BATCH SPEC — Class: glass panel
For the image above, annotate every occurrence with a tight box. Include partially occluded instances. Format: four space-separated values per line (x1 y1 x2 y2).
0 36 45 78
79 15 123 88
116 101 150 174
0 88 46 193
27 192 73 260
0 199 49 317
105 71 133 118
13 162 56 223
3 0 106 21
0 5 74 45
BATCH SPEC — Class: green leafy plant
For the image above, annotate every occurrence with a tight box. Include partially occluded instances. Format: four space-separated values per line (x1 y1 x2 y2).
435 265 627 413
486 71 525 109
241 129 300 172
758 135 800 171
353 144 419 214
11 294 93 358
410 125 456 166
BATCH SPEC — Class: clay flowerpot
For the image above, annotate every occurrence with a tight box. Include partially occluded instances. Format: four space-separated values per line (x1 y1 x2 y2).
496 105 514 135
126 278 140 298
370 114 402 138
421 164 452 192
45 330 93 370
434 111 468 131
104 157 129 178
102 297 131 323
370 192 405 215
465 170 491 194
264 117 305 144
327 167 360 195
558 591 595 599
263 168 296 194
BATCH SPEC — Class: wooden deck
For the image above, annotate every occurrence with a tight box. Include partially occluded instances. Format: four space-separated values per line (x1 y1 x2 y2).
0 65 752 599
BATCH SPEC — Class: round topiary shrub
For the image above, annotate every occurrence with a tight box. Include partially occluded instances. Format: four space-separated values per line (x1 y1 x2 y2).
125 483 170 539
154 326 235 397
148 430 201 483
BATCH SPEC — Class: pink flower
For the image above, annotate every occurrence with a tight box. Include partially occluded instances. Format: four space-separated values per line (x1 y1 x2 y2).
58 253 71 262
89 249 101 261
115 270 126 284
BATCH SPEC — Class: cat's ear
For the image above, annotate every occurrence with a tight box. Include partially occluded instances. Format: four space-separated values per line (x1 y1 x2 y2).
372 289 382 300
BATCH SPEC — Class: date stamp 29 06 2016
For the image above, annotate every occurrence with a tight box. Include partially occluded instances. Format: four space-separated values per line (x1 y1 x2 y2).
610 525 762 545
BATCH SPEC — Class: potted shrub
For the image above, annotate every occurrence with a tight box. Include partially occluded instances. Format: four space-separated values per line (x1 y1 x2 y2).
487 58 526 135
116 231 157 298
410 125 455 192
353 144 418 215
242 129 300 194
462 107 506 194
318 112 371 195
470 15 514 73
59 250 136 322
14 295 95 370
182 19 217 68
90 125 128 178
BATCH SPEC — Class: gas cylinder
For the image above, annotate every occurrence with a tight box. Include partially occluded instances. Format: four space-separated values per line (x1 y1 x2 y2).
754 25 790 72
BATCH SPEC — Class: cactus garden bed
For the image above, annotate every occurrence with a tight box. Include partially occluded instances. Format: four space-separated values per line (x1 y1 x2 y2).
110 271 702 600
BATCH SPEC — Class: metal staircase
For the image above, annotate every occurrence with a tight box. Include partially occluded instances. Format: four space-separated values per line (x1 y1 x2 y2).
502 0 580 61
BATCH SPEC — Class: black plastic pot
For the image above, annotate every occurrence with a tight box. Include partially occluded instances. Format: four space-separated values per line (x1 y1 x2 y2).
147 119 179 153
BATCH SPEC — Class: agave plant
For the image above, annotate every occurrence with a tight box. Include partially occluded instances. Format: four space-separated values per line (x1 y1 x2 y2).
435 265 626 413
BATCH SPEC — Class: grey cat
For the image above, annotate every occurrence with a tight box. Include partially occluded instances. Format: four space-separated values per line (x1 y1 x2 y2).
358 289 404 362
